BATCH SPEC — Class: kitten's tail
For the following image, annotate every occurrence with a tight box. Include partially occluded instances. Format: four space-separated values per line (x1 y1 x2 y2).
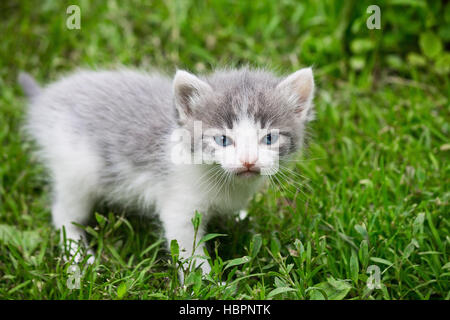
18 72 42 99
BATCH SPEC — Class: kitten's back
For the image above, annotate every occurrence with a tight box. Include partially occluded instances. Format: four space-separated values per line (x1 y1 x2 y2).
23 69 177 181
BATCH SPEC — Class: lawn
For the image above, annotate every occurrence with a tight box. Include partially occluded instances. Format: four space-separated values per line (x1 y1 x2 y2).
0 0 448 299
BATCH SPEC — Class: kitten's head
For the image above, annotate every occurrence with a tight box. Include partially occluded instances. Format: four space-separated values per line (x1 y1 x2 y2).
172 67 315 178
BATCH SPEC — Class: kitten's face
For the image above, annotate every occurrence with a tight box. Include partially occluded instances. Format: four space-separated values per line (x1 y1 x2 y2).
201 118 286 177
173 67 315 178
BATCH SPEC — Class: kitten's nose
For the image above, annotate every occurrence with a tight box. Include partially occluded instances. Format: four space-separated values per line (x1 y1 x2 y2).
241 160 256 169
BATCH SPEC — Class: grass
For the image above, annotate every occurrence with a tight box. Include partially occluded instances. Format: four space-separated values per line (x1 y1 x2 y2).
0 1 449 299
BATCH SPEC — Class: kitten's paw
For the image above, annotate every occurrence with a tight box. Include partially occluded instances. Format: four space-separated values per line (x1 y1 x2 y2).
86 249 96 265
239 209 248 220
63 241 95 265
177 262 211 285
200 261 212 276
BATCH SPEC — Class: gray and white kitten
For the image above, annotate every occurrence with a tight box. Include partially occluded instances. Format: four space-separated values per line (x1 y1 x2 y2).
19 67 315 273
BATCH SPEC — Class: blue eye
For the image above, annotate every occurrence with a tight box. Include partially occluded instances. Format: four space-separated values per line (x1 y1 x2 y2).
262 133 279 145
214 135 233 147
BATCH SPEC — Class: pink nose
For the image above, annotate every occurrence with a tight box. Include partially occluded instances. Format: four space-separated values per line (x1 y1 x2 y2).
242 161 255 169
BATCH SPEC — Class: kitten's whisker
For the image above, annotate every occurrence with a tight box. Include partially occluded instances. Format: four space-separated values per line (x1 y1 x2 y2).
268 175 281 195
276 170 310 198
213 170 229 202
272 172 290 195
278 166 313 187
196 166 222 190
269 167 309 195
278 164 315 189
280 157 325 162
195 165 218 183
203 167 228 202
203 168 225 196
278 164 309 177
225 171 233 205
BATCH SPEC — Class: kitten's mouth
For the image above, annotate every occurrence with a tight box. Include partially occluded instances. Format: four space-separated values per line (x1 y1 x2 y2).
235 168 260 178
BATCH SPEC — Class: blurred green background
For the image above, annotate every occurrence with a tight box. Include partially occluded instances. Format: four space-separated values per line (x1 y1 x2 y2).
0 0 448 300
1 0 449 87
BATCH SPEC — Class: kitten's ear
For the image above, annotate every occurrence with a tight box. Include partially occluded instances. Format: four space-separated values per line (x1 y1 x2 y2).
173 70 212 121
276 67 315 121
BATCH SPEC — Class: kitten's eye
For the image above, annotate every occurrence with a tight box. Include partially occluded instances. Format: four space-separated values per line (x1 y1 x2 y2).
214 135 233 147
262 133 279 145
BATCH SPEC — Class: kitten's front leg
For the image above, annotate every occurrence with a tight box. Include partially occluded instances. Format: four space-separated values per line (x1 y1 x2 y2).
52 182 96 265
159 202 211 276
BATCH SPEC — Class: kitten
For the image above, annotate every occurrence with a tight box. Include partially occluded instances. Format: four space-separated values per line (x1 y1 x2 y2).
19 67 315 273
